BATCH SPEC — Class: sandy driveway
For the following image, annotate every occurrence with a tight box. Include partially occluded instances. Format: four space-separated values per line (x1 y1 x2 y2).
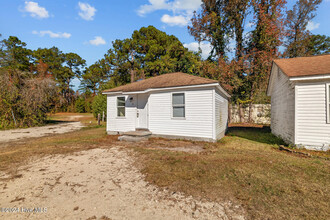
0 147 244 220
0 122 84 144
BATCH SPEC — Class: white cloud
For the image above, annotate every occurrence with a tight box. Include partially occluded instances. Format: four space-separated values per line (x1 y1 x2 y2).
161 14 188 26
23 1 49 19
32 30 71 38
137 0 201 27
78 2 96 21
89 36 106 46
171 0 202 12
137 0 169 16
184 42 212 59
138 0 201 16
306 21 320 31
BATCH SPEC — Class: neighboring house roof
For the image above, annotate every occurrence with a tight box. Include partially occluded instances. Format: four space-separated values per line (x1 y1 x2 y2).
267 54 330 96
103 72 230 97
273 54 330 77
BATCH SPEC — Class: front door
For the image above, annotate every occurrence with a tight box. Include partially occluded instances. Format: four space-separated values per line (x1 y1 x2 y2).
137 94 149 129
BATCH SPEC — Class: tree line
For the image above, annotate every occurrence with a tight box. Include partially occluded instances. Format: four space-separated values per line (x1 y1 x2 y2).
188 0 328 104
0 36 86 128
1 0 329 128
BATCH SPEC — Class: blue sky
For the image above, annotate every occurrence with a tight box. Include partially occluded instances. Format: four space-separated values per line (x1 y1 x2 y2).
1 0 329 89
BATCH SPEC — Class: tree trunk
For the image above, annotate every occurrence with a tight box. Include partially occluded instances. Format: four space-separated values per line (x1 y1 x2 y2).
248 102 253 123
130 50 135 83
130 69 135 83
141 70 145 79
239 103 244 123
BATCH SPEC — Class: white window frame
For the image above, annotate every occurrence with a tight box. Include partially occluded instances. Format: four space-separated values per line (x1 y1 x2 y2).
172 92 185 119
117 96 126 117
327 83 330 124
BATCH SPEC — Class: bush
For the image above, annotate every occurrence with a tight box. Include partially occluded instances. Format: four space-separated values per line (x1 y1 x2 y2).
84 96 93 113
92 94 106 119
75 97 86 113
0 69 57 129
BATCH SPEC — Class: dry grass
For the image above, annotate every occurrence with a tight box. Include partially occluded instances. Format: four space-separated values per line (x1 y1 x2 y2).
229 126 330 158
0 120 329 219
133 127 330 219
47 112 104 127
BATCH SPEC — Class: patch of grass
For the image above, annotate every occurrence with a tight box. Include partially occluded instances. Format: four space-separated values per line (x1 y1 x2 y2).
134 130 330 219
228 126 286 145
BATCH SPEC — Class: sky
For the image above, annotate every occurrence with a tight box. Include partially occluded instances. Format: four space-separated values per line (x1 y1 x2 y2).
1 0 330 90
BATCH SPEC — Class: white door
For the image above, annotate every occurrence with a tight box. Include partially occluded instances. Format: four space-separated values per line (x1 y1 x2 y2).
137 94 149 129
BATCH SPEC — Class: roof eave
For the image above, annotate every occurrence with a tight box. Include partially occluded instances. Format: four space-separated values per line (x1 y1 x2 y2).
102 83 230 96
101 91 123 95
289 73 330 81
267 61 277 96
215 85 231 98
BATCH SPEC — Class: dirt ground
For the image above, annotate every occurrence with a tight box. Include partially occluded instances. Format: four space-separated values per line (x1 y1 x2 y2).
0 146 244 220
0 122 84 144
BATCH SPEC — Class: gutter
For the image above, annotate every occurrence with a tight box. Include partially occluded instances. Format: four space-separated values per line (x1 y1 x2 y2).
289 74 330 81
103 83 231 98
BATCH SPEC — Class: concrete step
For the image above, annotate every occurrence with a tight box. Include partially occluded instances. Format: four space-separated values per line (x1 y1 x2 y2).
122 130 152 137
118 135 149 142
135 128 150 132
118 130 152 142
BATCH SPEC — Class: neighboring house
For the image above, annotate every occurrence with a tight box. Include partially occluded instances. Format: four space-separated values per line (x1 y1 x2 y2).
102 72 230 142
267 54 330 150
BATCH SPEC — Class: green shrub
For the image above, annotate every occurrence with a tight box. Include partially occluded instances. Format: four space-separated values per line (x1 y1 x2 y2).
75 97 86 113
92 94 106 119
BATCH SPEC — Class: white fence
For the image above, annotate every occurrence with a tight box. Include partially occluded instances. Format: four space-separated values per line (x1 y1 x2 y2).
229 104 271 124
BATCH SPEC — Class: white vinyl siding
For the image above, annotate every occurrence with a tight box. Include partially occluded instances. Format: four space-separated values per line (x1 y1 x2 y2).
148 88 214 139
215 89 228 139
327 83 330 124
269 66 295 144
295 82 330 149
106 85 229 141
172 93 185 118
107 95 136 132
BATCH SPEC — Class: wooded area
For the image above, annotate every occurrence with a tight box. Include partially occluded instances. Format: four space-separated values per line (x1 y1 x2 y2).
0 0 329 129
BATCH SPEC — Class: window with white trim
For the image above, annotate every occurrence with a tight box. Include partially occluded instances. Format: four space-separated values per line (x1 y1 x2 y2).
117 97 125 117
327 83 330 123
172 93 185 118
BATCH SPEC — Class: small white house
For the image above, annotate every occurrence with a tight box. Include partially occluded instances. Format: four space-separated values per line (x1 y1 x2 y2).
103 72 230 142
267 54 330 150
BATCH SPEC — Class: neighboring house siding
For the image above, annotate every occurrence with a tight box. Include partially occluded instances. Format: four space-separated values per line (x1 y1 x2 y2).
270 66 295 144
148 88 214 139
107 95 136 132
215 89 228 139
295 82 330 150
